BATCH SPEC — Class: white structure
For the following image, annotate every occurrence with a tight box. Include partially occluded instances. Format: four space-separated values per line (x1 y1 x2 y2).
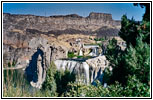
83 44 99 49
79 48 83 56
89 47 99 56
83 44 99 56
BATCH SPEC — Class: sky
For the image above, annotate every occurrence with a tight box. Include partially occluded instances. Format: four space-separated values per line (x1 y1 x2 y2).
3 3 145 21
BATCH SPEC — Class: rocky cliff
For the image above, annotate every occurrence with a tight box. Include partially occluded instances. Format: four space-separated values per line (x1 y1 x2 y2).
3 12 120 88
3 12 120 36
3 12 120 65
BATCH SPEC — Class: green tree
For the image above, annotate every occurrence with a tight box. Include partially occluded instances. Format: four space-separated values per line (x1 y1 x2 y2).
134 3 150 21
119 15 140 47
105 3 150 96
42 62 57 96
55 69 76 96
119 3 150 46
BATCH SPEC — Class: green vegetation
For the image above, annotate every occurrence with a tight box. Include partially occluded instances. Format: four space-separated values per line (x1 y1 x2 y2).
104 3 150 96
94 37 105 41
6 61 16 68
77 56 83 58
68 50 93 59
42 61 76 96
3 65 56 97
67 51 76 58
3 69 49 97
55 70 76 96
3 62 76 97
42 62 57 96
63 80 149 97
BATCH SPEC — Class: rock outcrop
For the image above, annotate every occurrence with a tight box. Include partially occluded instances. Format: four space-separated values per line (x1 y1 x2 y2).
86 56 108 83
11 37 67 88
3 12 120 36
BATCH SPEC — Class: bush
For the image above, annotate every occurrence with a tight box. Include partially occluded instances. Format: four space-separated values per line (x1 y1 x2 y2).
63 78 150 97
42 61 76 96
77 56 83 58
55 69 76 96
3 69 52 97
63 81 125 97
94 38 105 42
104 3 150 97
42 61 57 96
67 52 75 58
123 75 150 97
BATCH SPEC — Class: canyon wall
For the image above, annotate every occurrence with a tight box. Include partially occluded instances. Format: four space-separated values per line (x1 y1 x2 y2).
3 12 119 88
3 12 120 65
3 12 120 37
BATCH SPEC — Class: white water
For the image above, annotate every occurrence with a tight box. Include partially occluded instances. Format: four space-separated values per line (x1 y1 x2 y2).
54 60 90 84
54 56 108 85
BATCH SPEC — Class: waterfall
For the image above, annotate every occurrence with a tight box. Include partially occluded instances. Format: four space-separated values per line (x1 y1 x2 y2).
54 60 89 84
54 56 108 85
82 62 90 84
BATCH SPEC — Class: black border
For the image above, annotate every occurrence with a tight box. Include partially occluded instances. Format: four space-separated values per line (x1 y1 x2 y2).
1 1 152 99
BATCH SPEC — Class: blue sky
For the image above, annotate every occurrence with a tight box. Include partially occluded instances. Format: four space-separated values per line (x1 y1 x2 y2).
3 3 145 21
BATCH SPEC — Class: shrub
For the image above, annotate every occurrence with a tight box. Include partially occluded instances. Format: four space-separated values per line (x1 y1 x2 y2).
55 69 76 96
3 69 52 97
67 52 75 58
104 3 150 97
77 56 83 58
123 75 150 97
42 61 57 96
63 81 124 97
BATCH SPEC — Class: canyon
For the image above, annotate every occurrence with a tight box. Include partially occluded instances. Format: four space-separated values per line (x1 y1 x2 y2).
3 12 121 88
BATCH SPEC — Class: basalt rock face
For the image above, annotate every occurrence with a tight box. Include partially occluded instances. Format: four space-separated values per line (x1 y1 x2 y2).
3 12 120 65
3 12 120 36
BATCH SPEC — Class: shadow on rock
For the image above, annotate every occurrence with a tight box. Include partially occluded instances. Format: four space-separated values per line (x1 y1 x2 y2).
25 48 44 83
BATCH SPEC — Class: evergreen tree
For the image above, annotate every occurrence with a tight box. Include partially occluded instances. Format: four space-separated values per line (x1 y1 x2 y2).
105 3 150 96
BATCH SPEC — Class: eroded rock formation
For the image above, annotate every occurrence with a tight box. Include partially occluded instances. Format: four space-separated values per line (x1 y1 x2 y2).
13 37 67 88
86 56 108 83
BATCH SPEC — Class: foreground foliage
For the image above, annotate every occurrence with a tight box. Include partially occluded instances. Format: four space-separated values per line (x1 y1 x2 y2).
3 69 52 97
104 3 150 97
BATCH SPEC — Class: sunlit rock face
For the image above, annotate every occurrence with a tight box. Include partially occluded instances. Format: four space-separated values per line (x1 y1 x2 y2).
3 12 120 34
24 37 51 89
54 55 108 85
86 56 109 83
14 37 67 88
